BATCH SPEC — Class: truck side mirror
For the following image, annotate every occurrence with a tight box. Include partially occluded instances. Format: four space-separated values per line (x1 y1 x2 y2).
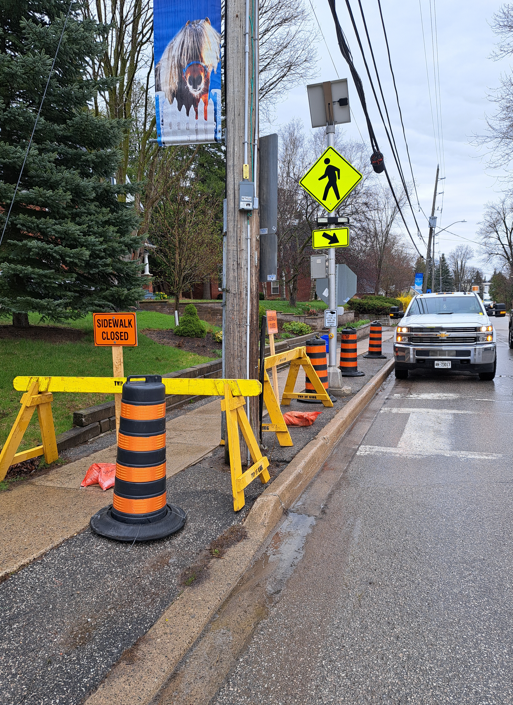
494 303 506 317
389 306 404 320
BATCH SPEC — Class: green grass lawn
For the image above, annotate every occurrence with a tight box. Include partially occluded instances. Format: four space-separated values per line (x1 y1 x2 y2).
0 311 213 451
259 300 327 314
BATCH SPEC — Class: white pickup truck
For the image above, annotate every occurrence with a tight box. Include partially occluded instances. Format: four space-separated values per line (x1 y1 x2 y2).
391 292 496 381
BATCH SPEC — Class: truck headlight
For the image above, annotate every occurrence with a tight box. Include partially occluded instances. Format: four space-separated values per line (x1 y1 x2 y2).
480 325 493 332
487 334 493 342
398 327 409 333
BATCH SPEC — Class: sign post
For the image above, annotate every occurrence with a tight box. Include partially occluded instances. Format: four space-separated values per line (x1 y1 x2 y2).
93 312 138 439
299 135 361 394
266 310 280 402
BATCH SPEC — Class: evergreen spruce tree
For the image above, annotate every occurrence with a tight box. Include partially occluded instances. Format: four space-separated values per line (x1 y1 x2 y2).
0 0 143 327
433 253 454 293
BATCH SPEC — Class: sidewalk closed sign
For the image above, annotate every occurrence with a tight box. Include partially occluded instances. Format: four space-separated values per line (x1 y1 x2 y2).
93 313 138 346
267 310 278 335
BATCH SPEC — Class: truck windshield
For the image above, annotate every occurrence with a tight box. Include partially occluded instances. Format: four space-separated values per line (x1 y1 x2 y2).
408 296 484 316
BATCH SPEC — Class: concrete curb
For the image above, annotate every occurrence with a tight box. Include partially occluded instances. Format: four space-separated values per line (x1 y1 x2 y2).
85 357 395 705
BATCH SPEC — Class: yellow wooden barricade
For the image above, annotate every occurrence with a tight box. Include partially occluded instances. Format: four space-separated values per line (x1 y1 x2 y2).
2 376 270 511
0 378 58 479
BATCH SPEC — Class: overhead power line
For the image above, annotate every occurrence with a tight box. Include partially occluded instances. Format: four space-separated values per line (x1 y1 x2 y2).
326 0 423 257
376 0 422 212
346 0 425 243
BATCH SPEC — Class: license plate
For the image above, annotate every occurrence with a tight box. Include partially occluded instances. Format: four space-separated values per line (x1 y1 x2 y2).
434 361 451 369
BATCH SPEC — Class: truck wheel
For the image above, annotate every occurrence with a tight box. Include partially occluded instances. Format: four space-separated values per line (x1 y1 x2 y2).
395 368 408 379
509 329 513 349
479 359 497 381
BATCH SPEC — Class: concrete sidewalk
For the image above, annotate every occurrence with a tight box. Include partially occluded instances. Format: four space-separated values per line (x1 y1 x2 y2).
0 330 392 581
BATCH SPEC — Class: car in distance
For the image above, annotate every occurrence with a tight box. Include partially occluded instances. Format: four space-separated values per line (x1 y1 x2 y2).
391 292 496 381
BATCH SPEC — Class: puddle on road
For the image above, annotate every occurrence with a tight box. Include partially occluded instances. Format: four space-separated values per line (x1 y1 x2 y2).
155 510 316 705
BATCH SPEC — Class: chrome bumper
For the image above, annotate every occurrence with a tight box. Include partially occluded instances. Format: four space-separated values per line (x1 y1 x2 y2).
394 343 496 365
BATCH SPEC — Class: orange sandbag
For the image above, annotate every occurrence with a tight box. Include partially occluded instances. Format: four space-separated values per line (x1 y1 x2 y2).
282 411 322 427
81 463 101 487
81 462 116 490
98 464 116 491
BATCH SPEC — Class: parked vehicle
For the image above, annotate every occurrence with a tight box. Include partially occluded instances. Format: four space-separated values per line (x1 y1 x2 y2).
390 292 497 381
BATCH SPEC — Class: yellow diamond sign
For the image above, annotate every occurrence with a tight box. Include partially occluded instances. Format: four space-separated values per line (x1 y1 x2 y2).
299 146 363 212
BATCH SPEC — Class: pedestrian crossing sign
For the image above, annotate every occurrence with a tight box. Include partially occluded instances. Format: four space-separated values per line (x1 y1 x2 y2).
299 146 363 212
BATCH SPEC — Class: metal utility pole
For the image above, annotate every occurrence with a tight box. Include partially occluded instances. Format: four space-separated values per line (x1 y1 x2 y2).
423 164 439 293
225 0 259 441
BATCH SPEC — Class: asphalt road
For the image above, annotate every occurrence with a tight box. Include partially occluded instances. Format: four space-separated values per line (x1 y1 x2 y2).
208 316 513 704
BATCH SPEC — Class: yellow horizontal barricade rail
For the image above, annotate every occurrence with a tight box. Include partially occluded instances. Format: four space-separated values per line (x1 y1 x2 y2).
13 376 261 397
2 375 267 512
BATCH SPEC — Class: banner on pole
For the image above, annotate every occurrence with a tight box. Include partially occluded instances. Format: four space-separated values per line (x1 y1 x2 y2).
414 272 423 293
154 0 222 146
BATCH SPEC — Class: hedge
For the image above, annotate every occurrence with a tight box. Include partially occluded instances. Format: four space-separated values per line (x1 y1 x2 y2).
347 295 402 315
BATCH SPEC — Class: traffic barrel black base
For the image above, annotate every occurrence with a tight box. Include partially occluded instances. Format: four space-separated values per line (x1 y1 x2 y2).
90 503 186 542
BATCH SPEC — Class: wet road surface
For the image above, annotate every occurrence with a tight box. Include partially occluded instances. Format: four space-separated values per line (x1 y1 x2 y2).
204 317 513 704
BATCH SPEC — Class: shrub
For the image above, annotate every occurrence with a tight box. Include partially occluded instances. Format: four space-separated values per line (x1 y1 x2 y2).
175 304 207 338
347 295 402 316
154 292 168 300
214 330 222 343
259 292 265 300
282 321 312 336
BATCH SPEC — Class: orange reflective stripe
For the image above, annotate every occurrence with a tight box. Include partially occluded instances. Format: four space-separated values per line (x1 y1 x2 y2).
118 433 166 451
116 462 166 483
121 402 166 420
113 493 166 514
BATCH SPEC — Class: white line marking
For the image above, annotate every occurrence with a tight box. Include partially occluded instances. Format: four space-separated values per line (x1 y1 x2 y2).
357 446 501 460
392 393 460 400
363 407 491 459
381 407 475 414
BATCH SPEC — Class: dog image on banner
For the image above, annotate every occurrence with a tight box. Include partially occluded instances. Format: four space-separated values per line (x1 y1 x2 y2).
154 1 222 146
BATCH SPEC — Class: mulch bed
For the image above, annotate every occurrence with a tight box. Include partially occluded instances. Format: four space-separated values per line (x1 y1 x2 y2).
142 329 222 357
0 325 85 343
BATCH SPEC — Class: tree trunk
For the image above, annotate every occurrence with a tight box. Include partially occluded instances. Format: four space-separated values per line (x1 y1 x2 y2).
13 312 29 328
203 278 211 300
174 294 179 313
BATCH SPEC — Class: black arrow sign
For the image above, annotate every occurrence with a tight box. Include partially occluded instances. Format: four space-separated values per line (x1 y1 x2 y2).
322 231 339 245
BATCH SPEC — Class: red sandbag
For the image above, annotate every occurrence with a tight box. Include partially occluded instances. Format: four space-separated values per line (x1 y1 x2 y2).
81 463 101 487
282 411 322 427
98 464 116 491
81 462 116 490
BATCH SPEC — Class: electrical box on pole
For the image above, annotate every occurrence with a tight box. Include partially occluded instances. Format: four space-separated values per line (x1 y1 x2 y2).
259 133 278 283
311 254 328 280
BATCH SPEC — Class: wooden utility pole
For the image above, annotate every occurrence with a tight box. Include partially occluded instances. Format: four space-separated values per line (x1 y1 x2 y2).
423 164 439 293
225 0 259 444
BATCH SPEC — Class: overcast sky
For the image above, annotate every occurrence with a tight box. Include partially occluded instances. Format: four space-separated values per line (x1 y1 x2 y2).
270 0 510 278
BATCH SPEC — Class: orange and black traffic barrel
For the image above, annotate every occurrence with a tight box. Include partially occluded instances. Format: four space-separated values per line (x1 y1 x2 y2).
363 321 386 359
298 338 331 404
90 375 186 542
339 328 365 377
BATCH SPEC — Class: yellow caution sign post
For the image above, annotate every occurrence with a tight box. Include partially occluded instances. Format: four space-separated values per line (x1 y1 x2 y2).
312 227 350 250
6 375 268 511
299 146 362 212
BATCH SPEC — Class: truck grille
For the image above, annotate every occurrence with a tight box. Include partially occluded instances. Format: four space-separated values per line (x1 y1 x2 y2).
410 335 479 345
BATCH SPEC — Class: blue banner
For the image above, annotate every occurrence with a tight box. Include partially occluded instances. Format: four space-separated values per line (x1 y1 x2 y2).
154 0 222 145
414 272 423 293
